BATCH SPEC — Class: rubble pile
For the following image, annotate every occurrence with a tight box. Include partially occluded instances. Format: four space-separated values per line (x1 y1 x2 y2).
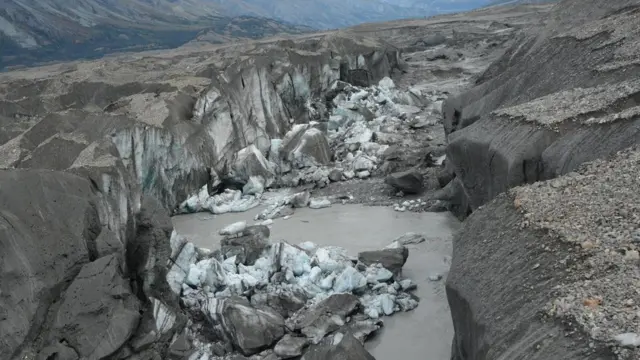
178 77 443 216
165 227 424 359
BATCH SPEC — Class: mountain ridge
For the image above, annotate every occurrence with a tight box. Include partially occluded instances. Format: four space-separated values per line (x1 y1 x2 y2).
0 0 536 70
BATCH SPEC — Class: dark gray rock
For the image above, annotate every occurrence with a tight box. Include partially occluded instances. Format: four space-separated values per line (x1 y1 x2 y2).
385 169 424 194
301 333 375 360
442 0 640 219
447 194 610 360
53 254 141 359
129 195 176 303
358 247 409 277
290 191 311 208
287 294 360 344
0 169 103 357
128 349 163 360
167 331 194 359
274 334 309 358
425 48 460 61
343 316 383 344
328 169 343 182
36 342 79 360
206 297 285 356
252 287 308 319
221 225 271 265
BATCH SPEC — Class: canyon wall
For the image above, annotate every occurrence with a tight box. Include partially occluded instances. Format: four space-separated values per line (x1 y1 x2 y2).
443 1 640 359
0 34 403 359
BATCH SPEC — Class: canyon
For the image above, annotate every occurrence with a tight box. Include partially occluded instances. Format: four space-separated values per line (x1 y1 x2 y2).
1 0 639 359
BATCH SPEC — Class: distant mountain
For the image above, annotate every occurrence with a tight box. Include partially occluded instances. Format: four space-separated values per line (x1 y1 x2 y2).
0 0 312 70
191 16 313 44
0 0 508 70
487 0 558 6
206 0 497 30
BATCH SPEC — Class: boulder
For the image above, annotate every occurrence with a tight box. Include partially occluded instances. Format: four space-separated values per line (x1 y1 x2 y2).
251 287 308 319
385 169 424 194
289 190 311 208
167 331 194 359
328 169 343 182
203 297 285 356
342 316 383 343
232 145 275 185
53 255 142 359
301 333 375 360
281 124 332 168
274 334 310 358
287 294 360 344
309 198 331 209
221 225 271 265
358 247 409 277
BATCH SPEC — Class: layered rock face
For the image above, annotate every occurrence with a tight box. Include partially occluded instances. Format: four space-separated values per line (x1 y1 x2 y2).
0 166 185 359
0 34 405 360
441 0 640 217
444 1 640 359
0 34 403 211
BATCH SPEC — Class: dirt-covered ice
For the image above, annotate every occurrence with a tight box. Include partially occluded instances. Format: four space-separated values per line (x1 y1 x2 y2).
173 204 460 359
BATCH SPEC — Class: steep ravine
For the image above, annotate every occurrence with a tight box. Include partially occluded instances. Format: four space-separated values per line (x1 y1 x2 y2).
111 35 405 210
443 0 640 359
0 35 411 360
0 38 400 359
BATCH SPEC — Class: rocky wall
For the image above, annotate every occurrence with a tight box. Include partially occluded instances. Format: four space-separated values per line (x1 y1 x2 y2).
442 0 640 216
0 33 406 359
443 1 640 359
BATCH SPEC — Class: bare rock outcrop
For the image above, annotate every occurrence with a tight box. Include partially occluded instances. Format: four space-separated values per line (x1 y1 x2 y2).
0 168 184 359
0 34 404 212
441 0 640 218
443 1 640 359
449 149 640 360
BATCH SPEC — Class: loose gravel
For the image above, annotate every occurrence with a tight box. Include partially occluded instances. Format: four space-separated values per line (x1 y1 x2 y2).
511 147 640 359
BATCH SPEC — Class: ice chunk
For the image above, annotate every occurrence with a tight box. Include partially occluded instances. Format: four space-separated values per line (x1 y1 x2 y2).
166 242 197 294
378 77 396 89
192 258 227 290
333 266 367 293
365 266 394 284
309 198 331 209
243 176 265 195
223 256 238 274
178 185 210 213
219 221 247 236
380 294 396 315
298 241 317 252
278 243 312 276
313 246 352 273
319 272 337 290
614 333 640 347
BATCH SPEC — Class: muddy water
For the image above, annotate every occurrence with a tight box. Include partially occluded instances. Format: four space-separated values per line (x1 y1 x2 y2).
172 204 460 360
